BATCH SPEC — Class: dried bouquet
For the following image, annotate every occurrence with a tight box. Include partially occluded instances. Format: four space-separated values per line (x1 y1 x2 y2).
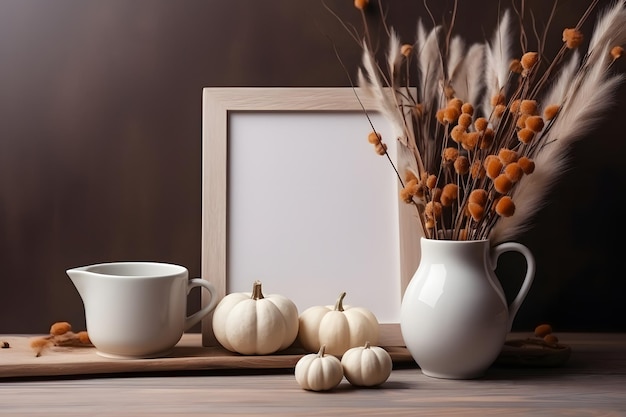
339 0 626 242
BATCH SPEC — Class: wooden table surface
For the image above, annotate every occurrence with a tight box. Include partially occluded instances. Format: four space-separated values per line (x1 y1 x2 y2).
0 333 624 416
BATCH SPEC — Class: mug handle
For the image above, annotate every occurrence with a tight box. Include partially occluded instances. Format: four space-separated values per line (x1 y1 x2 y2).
184 279 219 331
491 242 535 331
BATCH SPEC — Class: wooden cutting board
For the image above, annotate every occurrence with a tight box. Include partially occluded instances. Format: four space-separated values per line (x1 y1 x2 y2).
0 329 413 379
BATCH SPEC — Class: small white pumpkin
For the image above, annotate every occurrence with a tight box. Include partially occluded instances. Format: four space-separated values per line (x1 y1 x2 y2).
295 345 344 391
341 341 393 386
297 292 379 356
212 280 299 355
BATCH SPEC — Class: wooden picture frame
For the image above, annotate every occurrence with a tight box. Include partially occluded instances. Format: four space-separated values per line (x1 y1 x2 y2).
201 87 421 347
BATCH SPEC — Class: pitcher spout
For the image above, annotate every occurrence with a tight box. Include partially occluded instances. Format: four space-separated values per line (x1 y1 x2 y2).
66 266 91 298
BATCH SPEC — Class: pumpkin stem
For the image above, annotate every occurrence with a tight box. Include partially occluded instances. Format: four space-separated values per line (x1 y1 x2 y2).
364 341 371 349
251 280 265 300
318 345 326 357
334 292 347 312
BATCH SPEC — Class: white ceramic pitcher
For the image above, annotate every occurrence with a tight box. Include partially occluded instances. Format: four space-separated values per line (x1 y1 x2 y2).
400 238 535 379
67 261 218 359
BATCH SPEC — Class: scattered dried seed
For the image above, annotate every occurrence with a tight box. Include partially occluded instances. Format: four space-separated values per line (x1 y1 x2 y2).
534 323 553 337
544 334 559 346
1 341 10 349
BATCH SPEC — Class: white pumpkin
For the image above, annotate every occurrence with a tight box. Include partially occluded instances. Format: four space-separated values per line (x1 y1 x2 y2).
212 280 299 355
297 292 379 356
295 345 344 391
341 341 392 386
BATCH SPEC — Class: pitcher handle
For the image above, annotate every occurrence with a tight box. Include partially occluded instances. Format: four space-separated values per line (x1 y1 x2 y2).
185 279 219 331
491 242 535 331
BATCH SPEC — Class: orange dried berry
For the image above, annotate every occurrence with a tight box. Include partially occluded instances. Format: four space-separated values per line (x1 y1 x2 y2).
517 128 535 144
435 108 446 124
504 162 524 182
448 98 463 111
458 113 472 129
493 104 507 118
480 128 495 149
443 107 460 123
405 179 419 194
490 93 506 107
425 201 443 218
521 52 538 70
462 132 480 150
399 188 414 203
525 115 545 132
461 102 474 115
544 334 559 346
367 131 381 144
485 156 503 179
450 125 466 143
469 189 488 206
443 147 459 162
440 183 459 206
516 114 529 129
77 331 91 345
354 0 368 10
520 100 538 115
426 174 438 189
470 160 486 179
509 58 523 73
562 28 583 49
498 148 518 165
425 218 436 229
50 322 72 336
454 156 470 175
611 45 624 60
467 202 485 221
474 117 488 131
495 195 515 217
400 44 413 57
534 323 553 337
518 156 536 174
493 174 513 194
374 142 388 155
543 104 560 120
510 99 521 113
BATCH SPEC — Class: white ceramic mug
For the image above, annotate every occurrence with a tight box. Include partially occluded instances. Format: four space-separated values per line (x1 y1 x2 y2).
67 261 218 359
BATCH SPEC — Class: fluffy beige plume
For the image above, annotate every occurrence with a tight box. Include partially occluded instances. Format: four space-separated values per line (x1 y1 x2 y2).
387 29 403 83
448 41 485 105
490 1 626 243
587 0 626 67
540 51 580 108
416 22 444 107
483 10 513 116
358 44 405 142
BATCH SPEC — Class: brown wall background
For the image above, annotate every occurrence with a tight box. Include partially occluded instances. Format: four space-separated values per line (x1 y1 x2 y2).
1 0 624 334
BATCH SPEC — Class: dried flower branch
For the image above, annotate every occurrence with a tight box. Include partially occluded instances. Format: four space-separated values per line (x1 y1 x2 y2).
341 0 626 242
30 321 92 357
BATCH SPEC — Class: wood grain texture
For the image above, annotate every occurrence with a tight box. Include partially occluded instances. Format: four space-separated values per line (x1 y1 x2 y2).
0 328 410 379
0 333 624 416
